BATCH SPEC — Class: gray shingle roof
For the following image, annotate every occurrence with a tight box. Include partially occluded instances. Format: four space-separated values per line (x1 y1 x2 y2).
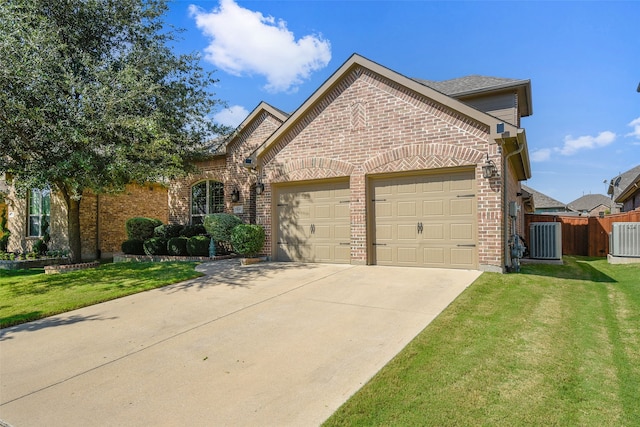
567 194 611 212
608 165 640 199
415 75 527 97
521 185 568 210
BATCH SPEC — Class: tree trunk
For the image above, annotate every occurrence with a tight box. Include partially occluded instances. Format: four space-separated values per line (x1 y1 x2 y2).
67 197 82 263
59 184 83 264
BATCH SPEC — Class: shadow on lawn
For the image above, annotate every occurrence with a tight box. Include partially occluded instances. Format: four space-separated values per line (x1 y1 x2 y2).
520 257 616 283
0 313 117 341
161 258 323 292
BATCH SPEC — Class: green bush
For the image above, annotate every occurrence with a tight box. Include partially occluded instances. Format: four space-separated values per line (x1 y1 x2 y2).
203 213 242 247
154 224 184 239
167 237 189 256
0 209 9 252
121 239 145 255
126 217 163 241
33 239 47 256
143 237 168 256
181 224 207 238
187 235 211 257
230 224 265 257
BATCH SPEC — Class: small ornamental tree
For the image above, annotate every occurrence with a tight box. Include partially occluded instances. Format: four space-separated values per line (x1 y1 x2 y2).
230 224 265 257
203 213 243 251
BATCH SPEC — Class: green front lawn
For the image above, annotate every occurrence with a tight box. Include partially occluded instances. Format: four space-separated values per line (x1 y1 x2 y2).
324 257 640 426
0 262 202 328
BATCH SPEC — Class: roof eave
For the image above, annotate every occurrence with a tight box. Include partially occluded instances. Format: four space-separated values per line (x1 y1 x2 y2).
256 53 519 162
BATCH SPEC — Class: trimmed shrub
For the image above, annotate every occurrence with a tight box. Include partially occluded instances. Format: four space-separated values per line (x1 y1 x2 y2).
154 224 184 239
181 224 207 238
230 224 265 257
121 239 145 255
167 237 189 256
126 217 163 241
187 235 211 257
203 213 242 246
143 237 168 256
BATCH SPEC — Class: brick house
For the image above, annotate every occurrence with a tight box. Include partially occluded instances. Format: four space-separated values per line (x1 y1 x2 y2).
1 54 533 272
245 54 532 272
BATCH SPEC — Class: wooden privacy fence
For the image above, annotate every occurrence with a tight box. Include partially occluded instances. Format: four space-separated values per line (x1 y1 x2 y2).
524 210 640 257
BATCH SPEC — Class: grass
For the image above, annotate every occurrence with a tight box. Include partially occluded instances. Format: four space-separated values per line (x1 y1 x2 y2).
324 257 640 426
0 262 203 328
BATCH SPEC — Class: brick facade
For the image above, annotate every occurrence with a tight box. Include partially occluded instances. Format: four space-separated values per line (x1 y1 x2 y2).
168 108 285 226
258 66 513 271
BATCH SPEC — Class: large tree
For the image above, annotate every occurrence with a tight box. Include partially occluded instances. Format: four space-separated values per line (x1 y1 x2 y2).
0 0 229 262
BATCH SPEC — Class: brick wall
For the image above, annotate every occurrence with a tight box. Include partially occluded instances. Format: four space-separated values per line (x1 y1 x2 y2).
169 111 284 228
259 67 508 270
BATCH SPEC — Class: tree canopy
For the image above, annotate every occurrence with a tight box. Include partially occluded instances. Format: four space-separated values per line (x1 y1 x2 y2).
0 0 230 261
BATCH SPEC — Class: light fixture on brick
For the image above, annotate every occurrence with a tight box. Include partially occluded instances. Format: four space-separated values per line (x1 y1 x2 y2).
231 189 240 202
482 153 498 179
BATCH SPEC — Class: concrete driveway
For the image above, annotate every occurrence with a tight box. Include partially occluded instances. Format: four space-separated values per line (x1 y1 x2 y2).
0 260 480 427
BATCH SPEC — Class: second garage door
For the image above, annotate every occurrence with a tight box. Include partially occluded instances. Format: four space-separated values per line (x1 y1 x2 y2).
370 169 477 269
276 180 351 263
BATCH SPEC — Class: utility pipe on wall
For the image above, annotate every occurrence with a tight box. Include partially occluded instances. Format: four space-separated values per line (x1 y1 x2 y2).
501 134 524 271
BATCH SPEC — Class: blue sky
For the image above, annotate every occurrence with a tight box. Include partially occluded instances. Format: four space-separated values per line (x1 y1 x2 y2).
166 0 639 204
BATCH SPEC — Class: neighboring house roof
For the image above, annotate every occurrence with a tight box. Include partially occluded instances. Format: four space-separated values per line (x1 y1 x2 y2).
608 164 640 201
416 75 532 118
567 194 611 212
614 172 640 204
253 53 531 180
521 185 569 210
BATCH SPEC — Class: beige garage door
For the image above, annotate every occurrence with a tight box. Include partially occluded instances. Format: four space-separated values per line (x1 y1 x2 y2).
276 180 351 263
371 169 477 269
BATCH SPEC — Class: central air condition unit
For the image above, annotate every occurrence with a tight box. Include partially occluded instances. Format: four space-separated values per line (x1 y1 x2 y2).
529 222 562 260
610 222 640 257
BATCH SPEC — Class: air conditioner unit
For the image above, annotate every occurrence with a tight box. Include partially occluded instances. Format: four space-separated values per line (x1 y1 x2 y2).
609 222 640 257
529 222 562 260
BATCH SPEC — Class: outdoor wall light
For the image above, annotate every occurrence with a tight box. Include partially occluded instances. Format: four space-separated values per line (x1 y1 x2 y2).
482 154 499 179
231 189 240 203
256 182 265 195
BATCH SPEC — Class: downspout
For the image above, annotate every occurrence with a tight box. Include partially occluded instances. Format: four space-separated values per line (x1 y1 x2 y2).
502 136 524 272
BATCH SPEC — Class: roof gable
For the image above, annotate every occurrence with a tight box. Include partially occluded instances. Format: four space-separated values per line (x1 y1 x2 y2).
254 54 522 162
218 102 288 156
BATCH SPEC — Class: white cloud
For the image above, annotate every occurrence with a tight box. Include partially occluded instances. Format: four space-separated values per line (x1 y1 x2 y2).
558 131 616 156
189 0 331 93
214 105 249 128
531 148 551 162
626 117 640 140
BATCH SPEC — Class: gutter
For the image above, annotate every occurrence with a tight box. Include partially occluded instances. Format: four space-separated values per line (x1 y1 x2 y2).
501 133 525 271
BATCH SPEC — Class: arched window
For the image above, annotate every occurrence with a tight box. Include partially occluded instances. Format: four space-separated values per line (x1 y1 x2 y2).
191 180 224 224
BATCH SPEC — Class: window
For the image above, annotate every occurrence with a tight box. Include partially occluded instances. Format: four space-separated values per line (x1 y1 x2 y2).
28 188 51 237
191 180 224 224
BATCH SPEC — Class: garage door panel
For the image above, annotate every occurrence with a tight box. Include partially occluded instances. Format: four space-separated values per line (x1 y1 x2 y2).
450 199 473 215
423 200 443 216
375 201 393 217
372 170 477 269
424 248 445 265
451 223 474 240
277 243 312 262
397 224 417 240
423 224 444 240
397 247 417 264
276 180 350 264
397 201 416 217
451 248 474 266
